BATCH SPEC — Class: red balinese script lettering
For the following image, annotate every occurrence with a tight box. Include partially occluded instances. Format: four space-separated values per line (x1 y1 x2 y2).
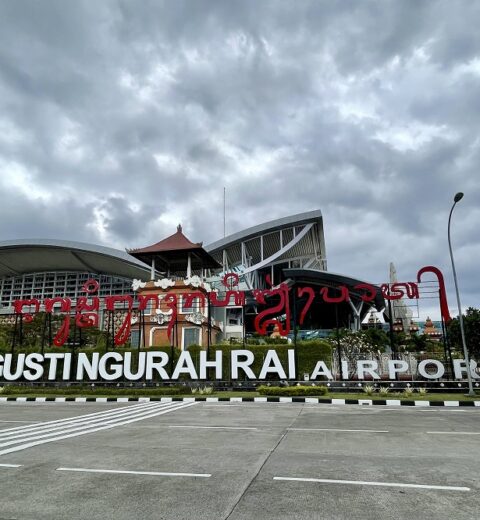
10 268 443 347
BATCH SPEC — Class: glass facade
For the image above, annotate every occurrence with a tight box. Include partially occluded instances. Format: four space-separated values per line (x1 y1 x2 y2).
0 271 133 310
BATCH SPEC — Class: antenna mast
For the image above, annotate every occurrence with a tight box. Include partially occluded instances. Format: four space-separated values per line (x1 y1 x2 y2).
223 186 226 238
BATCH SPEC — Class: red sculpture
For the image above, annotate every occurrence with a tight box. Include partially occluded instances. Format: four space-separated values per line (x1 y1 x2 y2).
417 266 451 322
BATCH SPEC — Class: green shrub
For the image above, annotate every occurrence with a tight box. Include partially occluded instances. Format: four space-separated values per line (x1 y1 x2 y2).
264 337 289 345
296 339 333 377
362 384 375 396
257 385 328 396
379 386 390 397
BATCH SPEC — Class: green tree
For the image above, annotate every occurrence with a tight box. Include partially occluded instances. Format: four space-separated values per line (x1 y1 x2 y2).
362 328 389 351
404 333 436 353
328 329 380 377
447 307 480 358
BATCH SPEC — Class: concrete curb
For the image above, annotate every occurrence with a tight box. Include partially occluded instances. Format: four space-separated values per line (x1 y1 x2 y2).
0 396 479 406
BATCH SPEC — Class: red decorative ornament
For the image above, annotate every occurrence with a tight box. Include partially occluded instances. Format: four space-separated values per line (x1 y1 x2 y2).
8 265 452 345
222 272 239 288
253 282 291 336
82 279 99 294
417 266 451 322
297 287 315 325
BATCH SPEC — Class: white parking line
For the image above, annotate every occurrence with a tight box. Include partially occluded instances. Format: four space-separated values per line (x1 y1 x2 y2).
0 420 42 423
427 431 480 436
169 425 257 430
288 428 389 433
0 463 22 468
57 467 211 478
273 477 470 491
380 408 469 413
202 405 252 408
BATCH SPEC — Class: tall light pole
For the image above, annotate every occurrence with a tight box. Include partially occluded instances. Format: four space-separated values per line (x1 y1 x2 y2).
447 192 475 396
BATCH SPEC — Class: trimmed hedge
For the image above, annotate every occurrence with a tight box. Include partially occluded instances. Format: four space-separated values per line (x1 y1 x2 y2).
0 385 185 396
257 385 328 396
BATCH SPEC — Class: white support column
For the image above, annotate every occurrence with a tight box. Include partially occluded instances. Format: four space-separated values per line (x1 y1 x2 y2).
348 300 364 331
187 253 192 279
260 235 264 261
150 258 156 281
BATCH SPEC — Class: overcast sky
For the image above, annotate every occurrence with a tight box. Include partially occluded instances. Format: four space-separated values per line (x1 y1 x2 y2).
0 0 479 319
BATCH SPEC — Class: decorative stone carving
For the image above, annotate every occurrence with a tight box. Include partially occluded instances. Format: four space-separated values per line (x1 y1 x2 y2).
155 308 173 325
154 278 176 289
184 275 203 288
185 312 205 325
156 313 171 325
132 279 146 291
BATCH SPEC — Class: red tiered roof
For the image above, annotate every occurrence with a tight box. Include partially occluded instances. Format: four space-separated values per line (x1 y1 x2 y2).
129 225 203 254
127 224 220 273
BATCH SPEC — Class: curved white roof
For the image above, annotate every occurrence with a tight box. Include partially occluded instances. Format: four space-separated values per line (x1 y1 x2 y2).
205 210 326 276
206 210 323 252
0 239 150 279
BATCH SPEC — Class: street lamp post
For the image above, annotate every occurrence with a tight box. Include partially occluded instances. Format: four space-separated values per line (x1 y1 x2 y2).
447 192 475 396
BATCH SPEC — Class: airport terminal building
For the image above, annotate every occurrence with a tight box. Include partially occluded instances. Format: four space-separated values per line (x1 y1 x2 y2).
0 210 384 347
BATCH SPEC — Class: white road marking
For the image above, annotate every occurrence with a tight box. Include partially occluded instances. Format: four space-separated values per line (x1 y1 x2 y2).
202 405 253 408
0 401 153 436
380 408 469 413
427 431 480 436
56 467 211 478
0 402 196 457
288 428 389 433
273 477 470 491
0 402 172 443
0 402 182 448
0 420 42 424
0 463 22 468
169 425 257 430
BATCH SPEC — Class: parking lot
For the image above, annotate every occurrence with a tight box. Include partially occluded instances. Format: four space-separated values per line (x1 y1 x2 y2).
0 401 479 520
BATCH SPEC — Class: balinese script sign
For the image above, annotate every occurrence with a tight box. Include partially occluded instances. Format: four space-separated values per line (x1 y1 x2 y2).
10 265 451 347
0 351 478 382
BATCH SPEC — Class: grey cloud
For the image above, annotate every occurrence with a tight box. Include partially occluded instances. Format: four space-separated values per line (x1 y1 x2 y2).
0 0 479 314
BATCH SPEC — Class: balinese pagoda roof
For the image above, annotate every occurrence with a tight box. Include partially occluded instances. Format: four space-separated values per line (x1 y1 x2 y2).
423 317 442 337
127 224 221 272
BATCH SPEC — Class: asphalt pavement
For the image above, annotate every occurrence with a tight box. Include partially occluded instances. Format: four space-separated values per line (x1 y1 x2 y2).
0 401 479 520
